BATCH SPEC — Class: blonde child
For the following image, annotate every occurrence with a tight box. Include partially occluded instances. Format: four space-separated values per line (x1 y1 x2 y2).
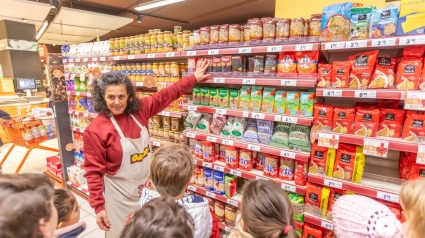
229 180 298 238
400 178 425 238
53 189 86 238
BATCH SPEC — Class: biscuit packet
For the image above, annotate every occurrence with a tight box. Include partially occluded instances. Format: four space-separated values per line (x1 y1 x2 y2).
309 143 336 177
239 148 253 171
263 154 279 178
257 120 274 145
241 119 259 143
317 64 332 88
289 124 311 153
396 58 423 90
249 86 263 112
279 157 295 181
348 50 379 89
332 106 355 134
261 87 276 113
209 88 219 106
294 161 308 186
224 146 239 169
232 117 247 140
332 144 365 183
218 88 230 108
332 61 352 88
201 87 210 105
299 92 316 117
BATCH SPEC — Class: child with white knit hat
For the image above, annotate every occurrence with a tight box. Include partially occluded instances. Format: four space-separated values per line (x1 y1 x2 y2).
332 195 404 238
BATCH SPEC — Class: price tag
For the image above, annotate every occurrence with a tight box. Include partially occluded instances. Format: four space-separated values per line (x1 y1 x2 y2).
187 185 196 192
77 187 83 191
222 139 233 146
251 113 265 119
417 145 425 164
323 89 342 97
355 90 376 98
80 129 85 133
371 38 396 47
225 226 235 233
153 141 161 147
363 138 389 158
404 91 425 110
238 47 252 54
135 82 144 87
214 165 225 172
256 176 269 180
188 106 198 111
69 59 74 63
100 57 106 61
187 51 197 56
242 111 249 117
281 116 298 124
86 92 92 97
166 52 175 57
83 113 89 117
400 35 425 46
92 57 98 62
230 169 242 177
321 221 333 230
67 181 72 185
274 115 282 121
147 54 156 58
267 46 283 52
75 92 81 96
161 111 170 116
206 136 217 143
227 199 239 207
208 49 219 55
281 184 296 193
295 44 313 51
75 58 81 62
346 40 368 48
206 191 216 198
325 42 345 50
324 179 342 189
318 133 339 149
377 191 399 203
215 109 227 115
214 78 225 83
202 162 213 168
128 55 135 60
83 58 88 62
186 132 196 138
281 80 297 86
280 150 296 159
113 56 120 60
247 144 261 152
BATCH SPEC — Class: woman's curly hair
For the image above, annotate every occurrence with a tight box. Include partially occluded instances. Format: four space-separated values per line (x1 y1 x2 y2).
91 72 140 116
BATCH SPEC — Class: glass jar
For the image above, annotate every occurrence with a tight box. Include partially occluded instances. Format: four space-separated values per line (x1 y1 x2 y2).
210 25 219 44
144 33 151 53
141 63 147 72
112 64 117 71
146 63 153 74
182 30 191 50
154 29 161 33
276 18 291 39
109 38 115 50
194 30 201 45
200 26 210 45
129 36 135 54
176 32 184 52
114 38 120 50
119 37 125 50
290 17 305 38
170 62 179 77
150 33 157 53
189 33 194 47
179 63 186 77
159 62 165 76
139 34 145 53
165 62 171 76
152 63 159 76
157 32 164 53
164 31 173 52
124 37 130 53
174 26 182 34
219 25 229 44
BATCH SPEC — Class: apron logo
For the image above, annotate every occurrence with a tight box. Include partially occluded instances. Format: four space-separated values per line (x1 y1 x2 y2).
131 147 150 164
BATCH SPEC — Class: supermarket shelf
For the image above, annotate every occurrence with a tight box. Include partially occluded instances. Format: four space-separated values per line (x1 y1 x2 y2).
316 88 406 100
304 213 333 231
67 91 92 97
199 77 317 87
181 104 313 126
150 139 169 147
69 110 98 119
157 110 184 118
71 126 85 133
63 56 109 63
109 52 182 61
66 181 89 199
187 184 241 207
193 158 306 195
308 173 400 203
321 35 425 51
183 130 310 162
217 222 236 233
132 81 174 88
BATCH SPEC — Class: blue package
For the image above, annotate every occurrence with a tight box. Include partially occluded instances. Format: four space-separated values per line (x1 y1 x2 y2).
371 8 399 38
213 171 225 195
320 2 353 41
86 98 95 113
204 168 214 191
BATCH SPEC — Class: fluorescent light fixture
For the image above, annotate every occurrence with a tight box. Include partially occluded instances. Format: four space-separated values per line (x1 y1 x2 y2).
135 0 185 11
36 21 49 40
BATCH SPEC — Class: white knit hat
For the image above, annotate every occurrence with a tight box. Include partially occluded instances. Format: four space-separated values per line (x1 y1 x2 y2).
332 195 403 238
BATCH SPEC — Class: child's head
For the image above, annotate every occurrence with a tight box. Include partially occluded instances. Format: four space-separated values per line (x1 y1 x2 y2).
332 194 403 238
239 180 298 238
53 189 80 228
150 144 193 197
400 179 425 238
120 196 194 238
0 174 58 238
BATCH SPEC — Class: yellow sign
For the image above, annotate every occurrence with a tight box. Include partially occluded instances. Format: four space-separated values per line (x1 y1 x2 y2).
131 147 150 164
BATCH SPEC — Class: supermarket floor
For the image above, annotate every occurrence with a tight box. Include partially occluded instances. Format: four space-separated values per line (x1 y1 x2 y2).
0 139 105 238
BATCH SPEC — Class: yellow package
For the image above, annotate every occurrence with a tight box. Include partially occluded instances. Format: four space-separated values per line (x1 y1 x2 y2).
309 144 336 177
333 144 366 183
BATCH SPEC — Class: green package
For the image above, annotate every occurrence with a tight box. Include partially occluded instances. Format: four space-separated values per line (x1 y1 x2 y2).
299 92 315 117
249 86 263 112
261 87 276 113
193 87 201 105
269 122 291 149
273 90 287 114
288 192 305 223
201 87 210 106
285 91 300 116
210 88 219 107
225 174 238 197
218 88 230 108
288 125 311 153
239 86 252 110
229 89 240 109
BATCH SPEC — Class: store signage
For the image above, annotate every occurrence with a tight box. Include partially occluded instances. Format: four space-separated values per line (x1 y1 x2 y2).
247 144 261 151
282 116 298 124
377 191 399 203
222 139 233 146
215 109 227 115
208 49 219 55
399 35 425 45
187 51 197 56
251 113 265 120
206 136 217 143
404 91 425 110
281 184 296 192
318 133 339 149
214 78 225 83
238 47 252 54
242 78 256 84
128 55 135 60
321 221 333 230
324 179 342 189
295 44 313 51
281 80 297 86
280 150 295 159
230 169 241 177
267 46 283 52
325 42 345 50
371 38 396 47
214 165 225 172
346 40 368 48
363 138 389 158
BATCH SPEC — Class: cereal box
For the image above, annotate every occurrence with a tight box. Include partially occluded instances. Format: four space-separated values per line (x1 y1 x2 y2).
218 88 230 108
285 91 300 116
273 90 287 114
239 86 252 110
299 92 315 117
261 87 276 113
249 86 263 112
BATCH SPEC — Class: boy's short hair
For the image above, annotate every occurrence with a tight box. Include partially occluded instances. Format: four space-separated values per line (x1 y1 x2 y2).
150 144 193 197
120 196 194 238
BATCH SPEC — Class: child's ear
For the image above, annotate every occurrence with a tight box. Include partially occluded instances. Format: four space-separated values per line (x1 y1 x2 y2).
39 219 52 237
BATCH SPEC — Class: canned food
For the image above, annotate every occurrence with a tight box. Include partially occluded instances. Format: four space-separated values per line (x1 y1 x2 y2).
163 116 171 130
170 62 179 77
171 118 180 131
153 115 161 129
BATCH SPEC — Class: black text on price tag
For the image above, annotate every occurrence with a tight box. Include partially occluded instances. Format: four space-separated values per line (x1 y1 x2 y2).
295 44 313 51
346 40 367 48
113 56 120 60
128 55 135 60
267 46 283 52
371 38 396 47
281 184 296 192
136 82 144 87
92 57 98 62
206 191 216 198
242 78 256 84
214 78 225 83
100 57 106 61
227 199 238 207
323 90 342 97
377 191 399 203
214 165 225 172
281 116 297 124
280 150 295 159
355 90 376 98
252 113 265 119
247 144 261 151
153 141 161 147
188 106 198 111
400 36 425 45
208 49 219 55
215 109 227 115
325 42 345 50
187 185 196 192
186 132 196 138
324 179 342 189
147 54 156 58
238 47 252 53
321 221 333 230
230 169 241 177
281 80 296 86
161 111 170 116
206 136 217 143
222 139 233 146
202 161 213 168
166 52 175 57
187 51 197 56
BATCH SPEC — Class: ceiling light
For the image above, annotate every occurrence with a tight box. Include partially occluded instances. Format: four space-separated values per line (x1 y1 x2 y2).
36 21 49 40
135 0 185 11
50 0 57 9
22 18 27 22
138 15 142 23
53 44 56 46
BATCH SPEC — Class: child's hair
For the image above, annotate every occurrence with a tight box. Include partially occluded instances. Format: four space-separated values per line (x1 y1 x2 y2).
0 174 55 238
150 144 193 197
400 179 425 238
120 196 194 238
53 189 78 227
240 180 298 238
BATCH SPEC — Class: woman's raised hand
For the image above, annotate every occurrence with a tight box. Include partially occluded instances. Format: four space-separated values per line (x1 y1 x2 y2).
193 59 211 82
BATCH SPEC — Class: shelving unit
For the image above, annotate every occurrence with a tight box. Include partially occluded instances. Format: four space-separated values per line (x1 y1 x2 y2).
198 76 317 87
316 88 408 100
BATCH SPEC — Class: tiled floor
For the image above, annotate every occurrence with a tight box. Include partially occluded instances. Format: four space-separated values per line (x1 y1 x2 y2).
0 139 104 238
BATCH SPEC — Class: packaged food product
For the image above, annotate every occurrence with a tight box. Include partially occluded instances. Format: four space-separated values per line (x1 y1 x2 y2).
317 64 333 88
354 108 380 137
303 19 310 37
349 7 373 40
218 88 230 108
328 188 346 212
219 144 226 162
295 51 319 74
193 87 201 104
320 2 353 42
263 20 276 40
289 125 311 153
257 120 274 145
290 17 305 38
232 56 245 74
408 163 425 180
209 88 219 107
211 114 227 135
232 117 246 140
239 86 252 110
225 204 237 227
204 167 214 191
184 111 201 130
239 148 253 171
229 24 241 43
402 46 425 58
278 52 297 74
302 223 323 238
370 7 399 38
276 18 291 39
249 86 263 112
377 123 402 138
314 104 334 120
221 56 232 73
221 116 234 138
202 141 215 162
309 14 322 36
402 114 425 143
194 166 204 187
269 122 290 149
273 90 287 114
378 99 400 109
243 24 250 41
264 154 279 178
299 92 316 117
200 26 210 45
305 182 331 218
261 87 276 113
225 175 238 197
288 192 305 223
225 145 239 169
333 144 366 183
379 109 406 125
229 89 240 109
309 143 336 176
279 157 295 180
264 55 277 75
212 57 222 73
254 55 265 75
254 152 266 170
214 200 225 222
396 58 423 90
210 25 219 44
189 139 196 154
214 171 225 195
285 91 300 116
201 87 210 105
241 119 259 143
294 161 308 186
370 57 396 88
348 50 379 89
219 24 229 43
249 18 263 41
332 106 355 134
332 61 352 88
195 140 203 158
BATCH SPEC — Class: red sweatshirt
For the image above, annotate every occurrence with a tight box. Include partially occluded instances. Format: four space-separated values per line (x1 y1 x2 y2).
83 75 197 214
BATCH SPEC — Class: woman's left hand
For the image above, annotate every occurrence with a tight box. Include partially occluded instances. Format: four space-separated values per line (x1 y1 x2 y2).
194 59 211 82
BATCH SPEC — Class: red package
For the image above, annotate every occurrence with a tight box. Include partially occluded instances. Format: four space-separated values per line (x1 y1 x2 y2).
355 108 380 122
332 61 352 88
314 118 333 132
402 114 425 142
354 109 380 136
317 63 333 87
333 144 365 183
263 154 279 178
314 104 334 120
379 109 406 125
401 46 425 58
254 152 266 170
224 146 239 169
348 50 379 89
239 148 253 171
202 141 216 162
302 223 323 238
395 58 423 90
295 51 319 75
328 188 345 211
370 57 397 88
355 102 378 110
294 160 308 186
332 107 355 134
378 99 400 109
408 163 425 180
278 52 297 74
377 123 402 138
279 157 295 180
309 143 335 176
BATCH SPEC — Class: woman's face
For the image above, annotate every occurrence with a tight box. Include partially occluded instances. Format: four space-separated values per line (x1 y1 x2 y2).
104 84 128 116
